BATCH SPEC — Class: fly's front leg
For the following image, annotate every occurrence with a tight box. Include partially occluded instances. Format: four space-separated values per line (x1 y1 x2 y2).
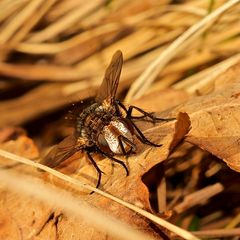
127 105 175 123
116 100 163 147
116 100 175 123
114 100 123 117
86 151 104 190
115 100 128 114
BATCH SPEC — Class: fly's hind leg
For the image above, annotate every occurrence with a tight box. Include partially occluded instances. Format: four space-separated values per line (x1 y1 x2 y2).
97 147 129 176
118 135 136 156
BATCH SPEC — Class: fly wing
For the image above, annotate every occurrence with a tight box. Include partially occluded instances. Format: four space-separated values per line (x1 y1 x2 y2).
41 134 80 168
95 50 123 105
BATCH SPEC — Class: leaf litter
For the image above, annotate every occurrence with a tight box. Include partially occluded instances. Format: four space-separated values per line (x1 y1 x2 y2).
0 0 240 239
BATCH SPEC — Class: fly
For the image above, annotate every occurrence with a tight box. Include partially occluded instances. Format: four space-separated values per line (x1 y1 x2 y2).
42 50 174 188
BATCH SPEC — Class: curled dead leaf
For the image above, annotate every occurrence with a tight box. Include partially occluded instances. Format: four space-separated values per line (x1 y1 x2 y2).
171 82 240 172
170 112 190 151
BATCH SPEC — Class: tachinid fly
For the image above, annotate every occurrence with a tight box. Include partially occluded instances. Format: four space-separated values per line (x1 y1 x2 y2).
42 50 174 188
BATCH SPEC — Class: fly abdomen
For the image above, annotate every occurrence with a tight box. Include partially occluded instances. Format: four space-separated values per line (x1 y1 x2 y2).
97 118 135 155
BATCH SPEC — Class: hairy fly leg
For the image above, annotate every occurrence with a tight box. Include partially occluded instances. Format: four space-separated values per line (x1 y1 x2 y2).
116 100 163 147
116 100 175 123
97 147 129 176
117 135 136 156
86 151 104 189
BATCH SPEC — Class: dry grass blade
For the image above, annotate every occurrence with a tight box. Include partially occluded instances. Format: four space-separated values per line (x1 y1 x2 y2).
15 23 119 54
225 213 240 229
0 149 200 240
157 177 167 213
192 228 240 238
164 4 207 16
0 0 28 24
125 0 240 102
0 0 44 44
0 62 82 81
0 81 99 127
173 53 240 93
174 183 224 214
0 0 57 61
46 0 85 21
9 0 57 45
27 0 104 43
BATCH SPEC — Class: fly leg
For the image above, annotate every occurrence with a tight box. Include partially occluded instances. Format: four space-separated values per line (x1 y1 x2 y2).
97 147 129 176
118 135 136 156
116 100 175 123
116 101 162 147
86 151 104 189
128 119 162 147
127 105 175 123
114 100 123 117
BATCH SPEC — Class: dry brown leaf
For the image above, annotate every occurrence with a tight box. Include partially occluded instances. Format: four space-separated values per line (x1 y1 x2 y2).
0 134 59 240
0 133 39 170
0 206 22 240
0 112 190 239
169 82 240 172
1 63 239 239
170 112 191 151
0 189 55 240
214 61 240 91
0 126 26 143
0 0 239 239
0 135 39 161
